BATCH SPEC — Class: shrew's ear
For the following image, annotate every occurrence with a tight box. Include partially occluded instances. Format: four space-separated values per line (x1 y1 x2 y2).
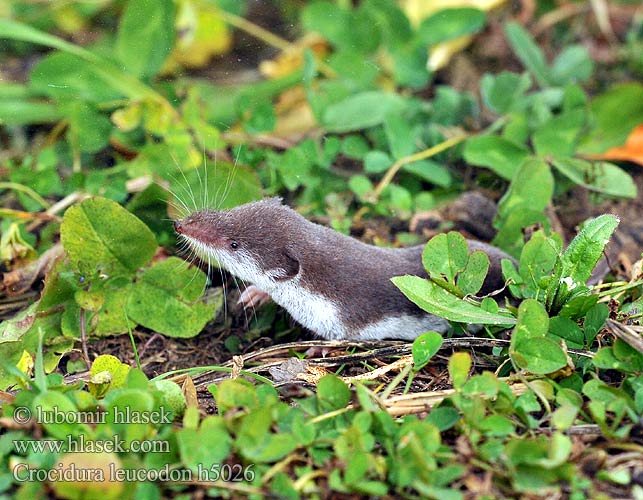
266 197 283 206
273 248 299 281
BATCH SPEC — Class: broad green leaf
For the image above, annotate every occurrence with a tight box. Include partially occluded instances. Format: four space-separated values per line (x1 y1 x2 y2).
549 316 584 348
532 109 585 157
65 102 112 153
417 8 486 45
322 91 408 132
422 232 469 283
511 299 549 343
127 258 218 338
33 391 89 439
0 18 161 101
578 83 643 153
511 300 567 374
384 112 415 159
551 158 636 198
518 230 561 296
504 22 551 88
550 45 593 85
177 416 231 471
457 250 489 295
512 337 567 375
317 374 351 410
496 159 553 219
116 0 175 79
412 332 443 371
583 303 608 345
364 150 392 173
30 52 123 103
402 160 451 187
480 71 532 114
561 214 619 284
392 276 517 326
448 352 471 389
61 197 157 275
463 135 530 180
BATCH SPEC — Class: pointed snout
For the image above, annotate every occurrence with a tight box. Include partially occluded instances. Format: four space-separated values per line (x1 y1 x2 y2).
174 220 184 234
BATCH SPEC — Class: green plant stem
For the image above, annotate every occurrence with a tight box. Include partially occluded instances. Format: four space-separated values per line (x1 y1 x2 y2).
0 182 51 209
370 134 468 202
151 366 273 385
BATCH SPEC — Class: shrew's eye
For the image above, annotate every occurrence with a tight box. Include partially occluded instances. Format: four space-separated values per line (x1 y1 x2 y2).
230 241 239 250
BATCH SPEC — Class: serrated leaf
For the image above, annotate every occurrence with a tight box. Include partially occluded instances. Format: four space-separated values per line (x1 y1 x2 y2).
61 197 157 275
561 214 619 284
392 276 516 326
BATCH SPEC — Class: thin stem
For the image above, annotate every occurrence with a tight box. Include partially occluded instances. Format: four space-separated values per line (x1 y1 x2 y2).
371 134 468 201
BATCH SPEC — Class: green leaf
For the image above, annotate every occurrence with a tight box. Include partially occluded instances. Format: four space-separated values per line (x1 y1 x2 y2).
422 232 469 283
384 112 415 159
116 0 175 79
65 102 112 153
549 316 584 348
412 332 443 371
480 71 532 114
532 109 585 157
457 251 489 295
61 197 157 275
497 159 553 220
511 300 567 374
578 83 643 154
322 91 408 132
402 160 452 187
30 52 123 103
512 337 567 375
551 158 636 198
448 352 471 389
463 135 530 180
561 214 619 284
364 150 392 173
317 374 351 410
127 257 218 338
504 22 552 88
512 299 550 342
583 303 608 345
550 45 593 85
177 416 231 471
392 276 517 326
417 8 486 45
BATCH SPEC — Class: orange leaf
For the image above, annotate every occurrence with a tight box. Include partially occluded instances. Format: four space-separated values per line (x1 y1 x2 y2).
589 124 643 166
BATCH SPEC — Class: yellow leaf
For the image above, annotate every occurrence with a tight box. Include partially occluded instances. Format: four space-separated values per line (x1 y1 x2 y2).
165 0 232 71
